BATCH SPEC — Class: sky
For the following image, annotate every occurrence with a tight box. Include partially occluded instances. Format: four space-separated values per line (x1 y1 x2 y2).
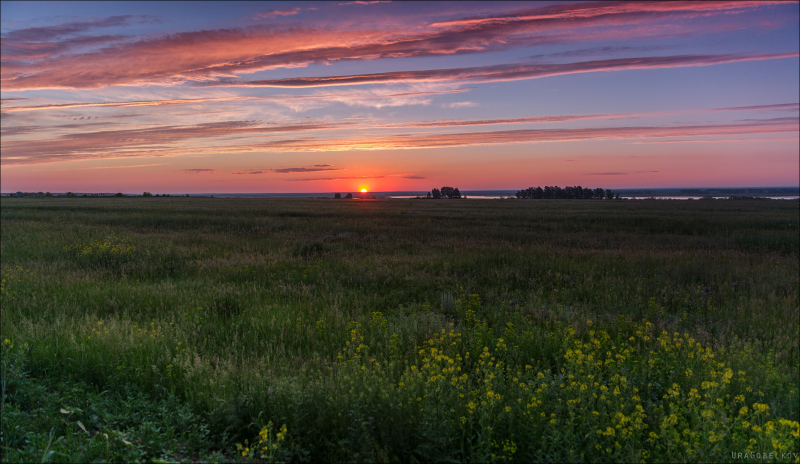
1 1 798 194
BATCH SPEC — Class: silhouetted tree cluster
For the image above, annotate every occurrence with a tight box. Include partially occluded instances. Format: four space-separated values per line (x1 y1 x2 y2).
429 186 461 199
334 193 342 199
516 186 618 199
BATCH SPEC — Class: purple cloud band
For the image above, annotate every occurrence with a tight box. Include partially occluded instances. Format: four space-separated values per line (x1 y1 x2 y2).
209 53 799 88
2 1 792 90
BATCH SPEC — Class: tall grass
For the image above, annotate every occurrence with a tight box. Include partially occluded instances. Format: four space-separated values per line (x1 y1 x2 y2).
1 197 798 462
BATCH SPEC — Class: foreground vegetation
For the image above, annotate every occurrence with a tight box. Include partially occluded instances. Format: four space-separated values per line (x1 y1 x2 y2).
1 197 798 463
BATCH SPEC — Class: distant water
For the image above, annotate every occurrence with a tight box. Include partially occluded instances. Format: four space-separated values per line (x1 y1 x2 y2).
206 192 798 200
199 189 798 200
6 189 796 200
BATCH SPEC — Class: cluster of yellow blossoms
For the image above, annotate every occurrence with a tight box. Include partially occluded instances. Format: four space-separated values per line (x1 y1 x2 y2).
236 421 288 463
324 314 798 462
63 234 136 266
1 266 33 301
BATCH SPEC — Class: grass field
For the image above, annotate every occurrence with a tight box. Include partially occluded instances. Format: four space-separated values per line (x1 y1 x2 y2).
1 197 798 463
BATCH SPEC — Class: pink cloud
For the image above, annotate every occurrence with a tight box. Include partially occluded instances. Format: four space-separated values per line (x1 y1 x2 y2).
2 1 790 91
444 101 478 109
250 120 799 152
0 96 246 112
428 1 786 28
1 121 348 165
0 88 468 113
4 109 796 167
253 8 303 20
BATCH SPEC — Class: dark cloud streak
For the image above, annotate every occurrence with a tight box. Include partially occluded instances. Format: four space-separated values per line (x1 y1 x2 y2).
2 16 141 42
271 167 341 173
212 53 798 88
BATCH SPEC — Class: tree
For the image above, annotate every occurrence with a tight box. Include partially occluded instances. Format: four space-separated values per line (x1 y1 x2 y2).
115 192 123 197
45 192 53 197
143 192 152 197
431 188 441 199
334 193 341 199
515 185 615 200
345 193 353 199
440 186 461 198
516 186 544 199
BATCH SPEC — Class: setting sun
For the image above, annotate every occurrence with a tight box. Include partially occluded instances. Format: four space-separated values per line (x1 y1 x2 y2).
360 188 368 193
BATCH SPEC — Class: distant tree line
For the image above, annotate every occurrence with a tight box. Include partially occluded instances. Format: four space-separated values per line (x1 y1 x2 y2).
142 192 177 197
516 186 619 200
428 186 461 199
6 192 194 198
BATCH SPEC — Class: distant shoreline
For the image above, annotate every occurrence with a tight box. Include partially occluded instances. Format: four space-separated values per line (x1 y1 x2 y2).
3 187 798 199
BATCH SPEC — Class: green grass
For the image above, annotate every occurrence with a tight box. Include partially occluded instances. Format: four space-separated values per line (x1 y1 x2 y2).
1 197 798 462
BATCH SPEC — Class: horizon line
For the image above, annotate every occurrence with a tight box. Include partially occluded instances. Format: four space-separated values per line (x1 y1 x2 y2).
4 186 799 195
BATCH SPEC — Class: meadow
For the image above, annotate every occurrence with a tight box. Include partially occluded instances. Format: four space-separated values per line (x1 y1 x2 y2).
1 197 798 463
